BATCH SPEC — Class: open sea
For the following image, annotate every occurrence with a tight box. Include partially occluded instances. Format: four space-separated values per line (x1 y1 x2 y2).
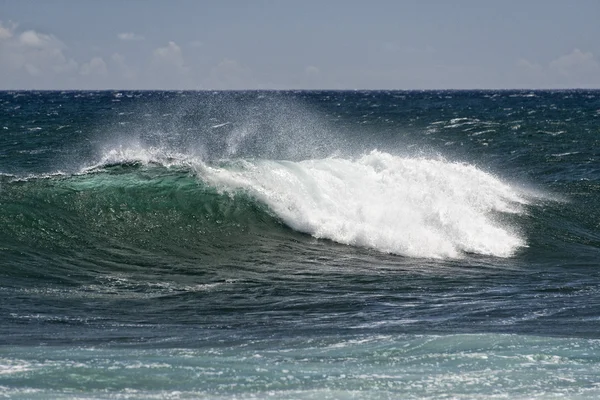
1 90 599 399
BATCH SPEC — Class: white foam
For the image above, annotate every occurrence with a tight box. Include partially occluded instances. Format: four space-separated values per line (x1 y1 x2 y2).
197 150 529 259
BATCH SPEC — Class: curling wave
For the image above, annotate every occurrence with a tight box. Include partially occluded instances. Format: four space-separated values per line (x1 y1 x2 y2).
1 146 531 259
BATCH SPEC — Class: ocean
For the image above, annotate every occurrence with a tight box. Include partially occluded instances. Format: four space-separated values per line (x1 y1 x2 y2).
1 90 599 399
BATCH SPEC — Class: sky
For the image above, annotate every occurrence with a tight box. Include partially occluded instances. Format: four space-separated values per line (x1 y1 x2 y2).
1 0 599 90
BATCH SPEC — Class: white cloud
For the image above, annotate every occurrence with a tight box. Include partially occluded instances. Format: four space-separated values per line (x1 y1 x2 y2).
516 48 600 88
549 48 599 77
152 41 185 68
0 21 16 40
19 30 47 47
118 32 144 41
149 41 192 88
80 57 107 76
0 23 78 83
305 65 320 76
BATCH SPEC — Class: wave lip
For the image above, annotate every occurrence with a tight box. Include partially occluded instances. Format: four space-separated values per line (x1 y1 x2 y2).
199 150 529 259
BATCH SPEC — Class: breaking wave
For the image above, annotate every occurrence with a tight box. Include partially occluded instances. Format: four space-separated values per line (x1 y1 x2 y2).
1 145 531 260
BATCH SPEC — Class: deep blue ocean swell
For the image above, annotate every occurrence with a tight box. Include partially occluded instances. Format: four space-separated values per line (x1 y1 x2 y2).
1 90 600 398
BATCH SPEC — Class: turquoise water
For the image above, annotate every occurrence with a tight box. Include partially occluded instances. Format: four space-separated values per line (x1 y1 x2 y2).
3 335 600 399
1 90 599 398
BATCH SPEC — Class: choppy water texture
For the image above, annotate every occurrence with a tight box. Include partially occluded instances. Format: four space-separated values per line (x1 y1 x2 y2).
1 90 599 398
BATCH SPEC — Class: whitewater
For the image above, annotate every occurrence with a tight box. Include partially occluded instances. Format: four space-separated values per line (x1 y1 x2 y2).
94 144 530 259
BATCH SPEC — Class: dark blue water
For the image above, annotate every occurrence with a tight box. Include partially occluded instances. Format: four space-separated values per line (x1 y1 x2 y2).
1 90 599 399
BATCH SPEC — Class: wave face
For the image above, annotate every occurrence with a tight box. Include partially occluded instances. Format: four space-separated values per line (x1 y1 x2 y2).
0 146 529 261
0 164 277 262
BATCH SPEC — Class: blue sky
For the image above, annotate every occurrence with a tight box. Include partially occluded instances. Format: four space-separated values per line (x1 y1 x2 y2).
1 0 599 89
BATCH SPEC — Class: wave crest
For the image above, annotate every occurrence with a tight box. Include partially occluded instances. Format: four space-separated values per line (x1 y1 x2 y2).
3 146 531 259
197 150 529 259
